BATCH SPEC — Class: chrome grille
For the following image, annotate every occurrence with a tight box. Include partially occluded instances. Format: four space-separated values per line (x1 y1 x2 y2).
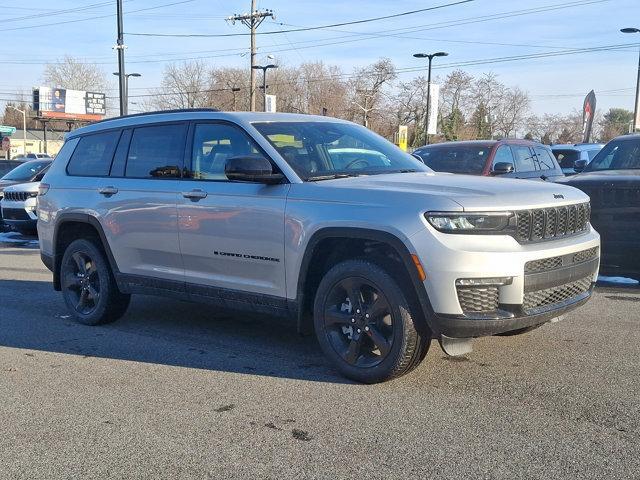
515 203 590 243
3 191 30 202
523 277 592 313
457 286 499 313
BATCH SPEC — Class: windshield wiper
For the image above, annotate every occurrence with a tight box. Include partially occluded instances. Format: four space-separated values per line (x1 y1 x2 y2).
306 173 362 182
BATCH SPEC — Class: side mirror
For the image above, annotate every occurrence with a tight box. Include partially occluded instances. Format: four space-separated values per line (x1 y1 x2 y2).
574 159 587 173
225 155 284 184
492 162 514 175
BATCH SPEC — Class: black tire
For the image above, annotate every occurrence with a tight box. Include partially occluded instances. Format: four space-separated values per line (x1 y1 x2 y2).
60 239 130 326
313 259 429 383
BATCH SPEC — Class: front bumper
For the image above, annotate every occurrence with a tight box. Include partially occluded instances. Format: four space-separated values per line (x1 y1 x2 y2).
432 284 593 337
2 199 37 231
408 223 600 337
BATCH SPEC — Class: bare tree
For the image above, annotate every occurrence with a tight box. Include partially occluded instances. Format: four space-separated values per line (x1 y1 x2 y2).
348 58 396 128
493 87 530 138
147 61 211 110
43 55 108 92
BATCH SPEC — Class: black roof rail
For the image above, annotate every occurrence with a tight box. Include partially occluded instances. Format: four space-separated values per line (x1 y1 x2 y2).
94 108 220 125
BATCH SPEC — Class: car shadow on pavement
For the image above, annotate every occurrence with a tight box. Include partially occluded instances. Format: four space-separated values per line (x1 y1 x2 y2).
0 278 351 384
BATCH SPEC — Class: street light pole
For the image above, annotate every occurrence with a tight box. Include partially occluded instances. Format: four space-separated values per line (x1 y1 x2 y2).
113 72 141 116
413 51 448 145
7 105 26 156
252 64 278 111
621 28 640 132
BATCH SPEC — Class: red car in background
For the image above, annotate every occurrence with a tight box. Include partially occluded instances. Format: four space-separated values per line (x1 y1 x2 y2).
413 139 565 182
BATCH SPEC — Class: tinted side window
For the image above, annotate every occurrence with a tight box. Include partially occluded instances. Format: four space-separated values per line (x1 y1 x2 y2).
67 130 120 176
512 146 536 172
492 145 515 167
125 124 187 178
587 149 600 161
533 146 555 171
190 123 263 180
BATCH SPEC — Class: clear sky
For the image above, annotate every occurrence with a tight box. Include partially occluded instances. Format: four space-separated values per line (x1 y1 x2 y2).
1 0 639 116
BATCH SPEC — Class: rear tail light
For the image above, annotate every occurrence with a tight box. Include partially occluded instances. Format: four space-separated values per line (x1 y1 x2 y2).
38 183 50 196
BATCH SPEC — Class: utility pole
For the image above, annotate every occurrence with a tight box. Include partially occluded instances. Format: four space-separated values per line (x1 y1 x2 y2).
227 3 274 112
115 0 127 116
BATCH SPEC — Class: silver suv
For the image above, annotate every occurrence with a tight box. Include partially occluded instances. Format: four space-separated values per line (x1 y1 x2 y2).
38 110 600 383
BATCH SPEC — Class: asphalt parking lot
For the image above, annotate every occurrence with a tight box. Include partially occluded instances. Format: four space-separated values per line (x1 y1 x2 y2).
1 237 639 479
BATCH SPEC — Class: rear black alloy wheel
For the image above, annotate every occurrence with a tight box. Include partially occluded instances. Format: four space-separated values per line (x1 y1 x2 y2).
61 239 130 326
323 277 394 368
314 259 429 383
63 251 101 315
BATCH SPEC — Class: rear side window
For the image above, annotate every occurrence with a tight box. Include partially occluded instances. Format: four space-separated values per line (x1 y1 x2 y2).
553 149 580 169
533 146 555 171
67 130 120 176
125 124 187 178
492 145 515 167
512 146 536 172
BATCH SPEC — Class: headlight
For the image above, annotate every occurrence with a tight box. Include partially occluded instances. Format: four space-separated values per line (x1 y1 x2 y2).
28 191 38 198
425 211 514 233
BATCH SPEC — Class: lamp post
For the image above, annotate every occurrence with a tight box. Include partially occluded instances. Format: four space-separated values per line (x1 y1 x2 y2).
413 51 448 145
113 72 141 115
621 27 640 132
252 64 278 111
7 105 26 156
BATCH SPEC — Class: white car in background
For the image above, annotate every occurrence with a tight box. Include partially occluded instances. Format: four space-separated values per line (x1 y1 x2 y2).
1 181 42 235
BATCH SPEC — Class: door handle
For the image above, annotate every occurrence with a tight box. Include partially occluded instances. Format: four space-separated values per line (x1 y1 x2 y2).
182 189 207 200
98 186 118 196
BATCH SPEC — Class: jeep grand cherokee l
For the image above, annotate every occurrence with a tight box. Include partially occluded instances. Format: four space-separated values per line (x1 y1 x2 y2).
37 110 600 383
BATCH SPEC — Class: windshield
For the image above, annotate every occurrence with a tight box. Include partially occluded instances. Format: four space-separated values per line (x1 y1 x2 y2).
1 160 51 181
252 121 428 180
413 145 491 174
586 137 640 171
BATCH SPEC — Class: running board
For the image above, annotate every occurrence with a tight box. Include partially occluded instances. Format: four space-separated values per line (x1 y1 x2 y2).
439 335 473 356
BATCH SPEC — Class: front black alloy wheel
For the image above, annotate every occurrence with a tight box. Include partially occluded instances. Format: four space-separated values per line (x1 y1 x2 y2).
322 277 394 368
314 259 430 383
61 239 130 326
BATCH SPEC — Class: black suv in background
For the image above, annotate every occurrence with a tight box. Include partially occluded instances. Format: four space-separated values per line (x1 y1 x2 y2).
413 139 565 181
563 134 640 279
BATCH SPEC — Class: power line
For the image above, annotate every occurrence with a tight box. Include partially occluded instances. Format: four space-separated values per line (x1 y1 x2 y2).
111 42 639 99
0 0 612 65
1 0 195 33
126 0 474 37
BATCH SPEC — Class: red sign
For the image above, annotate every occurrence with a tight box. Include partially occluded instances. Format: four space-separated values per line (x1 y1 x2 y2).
1 136 10 150
39 110 104 121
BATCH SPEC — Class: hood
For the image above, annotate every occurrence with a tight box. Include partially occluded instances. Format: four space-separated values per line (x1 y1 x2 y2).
0 179 20 192
562 169 640 186
310 172 588 211
3 181 40 193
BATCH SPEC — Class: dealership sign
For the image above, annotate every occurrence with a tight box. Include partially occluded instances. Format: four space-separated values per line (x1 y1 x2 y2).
33 86 106 121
